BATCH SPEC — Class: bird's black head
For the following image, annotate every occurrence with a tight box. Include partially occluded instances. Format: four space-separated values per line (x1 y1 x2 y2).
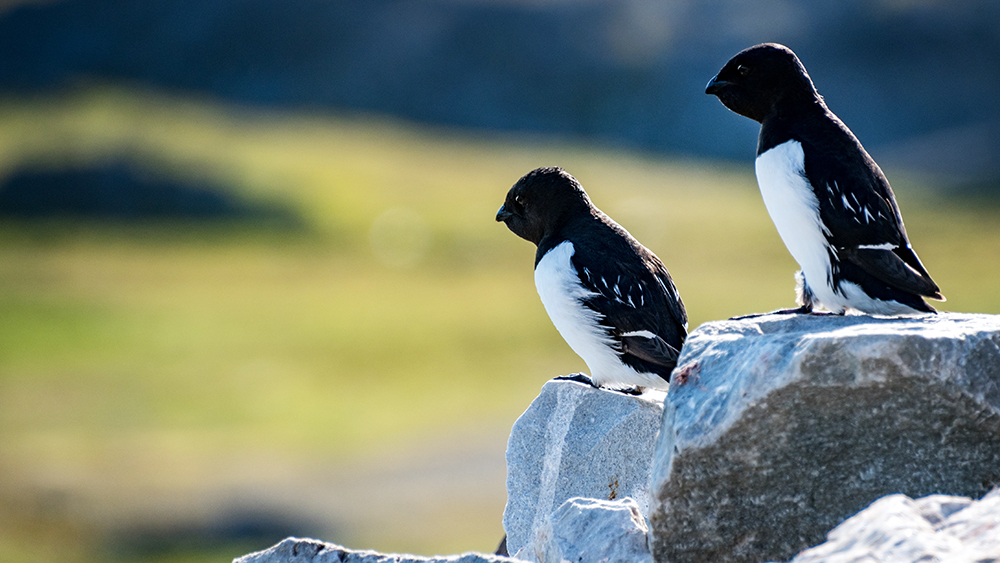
705 43 819 123
496 167 592 246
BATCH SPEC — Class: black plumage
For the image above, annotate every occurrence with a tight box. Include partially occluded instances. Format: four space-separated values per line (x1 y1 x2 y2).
706 43 944 315
496 167 687 390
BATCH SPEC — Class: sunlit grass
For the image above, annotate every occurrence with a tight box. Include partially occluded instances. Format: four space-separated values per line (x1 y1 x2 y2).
0 87 997 562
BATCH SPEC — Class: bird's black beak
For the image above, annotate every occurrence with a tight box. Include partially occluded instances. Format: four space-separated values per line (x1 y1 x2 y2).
496 205 513 222
705 75 728 95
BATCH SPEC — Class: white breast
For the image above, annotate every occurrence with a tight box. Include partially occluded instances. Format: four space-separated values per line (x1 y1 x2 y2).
755 140 844 313
534 241 669 390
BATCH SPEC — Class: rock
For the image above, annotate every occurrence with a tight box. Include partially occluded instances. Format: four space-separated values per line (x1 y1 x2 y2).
525 497 653 563
785 488 1000 562
233 537 527 563
503 379 665 557
649 313 1000 563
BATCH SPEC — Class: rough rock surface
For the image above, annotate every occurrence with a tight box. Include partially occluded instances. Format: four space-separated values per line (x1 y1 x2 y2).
503 379 664 557
784 488 1000 562
649 313 1000 563
233 537 526 563
525 497 652 563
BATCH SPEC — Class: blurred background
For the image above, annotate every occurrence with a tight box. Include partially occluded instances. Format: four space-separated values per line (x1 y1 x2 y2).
0 1 998 562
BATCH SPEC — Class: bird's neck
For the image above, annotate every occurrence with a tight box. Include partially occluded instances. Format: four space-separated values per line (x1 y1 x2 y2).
757 96 826 155
533 209 605 267
535 231 568 267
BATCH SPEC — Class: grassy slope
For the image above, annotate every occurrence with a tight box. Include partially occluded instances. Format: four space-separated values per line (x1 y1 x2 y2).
0 88 997 561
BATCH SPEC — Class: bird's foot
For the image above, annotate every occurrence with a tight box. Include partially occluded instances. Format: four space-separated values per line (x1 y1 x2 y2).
730 305 845 320
729 306 808 320
553 372 595 386
551 373 643 396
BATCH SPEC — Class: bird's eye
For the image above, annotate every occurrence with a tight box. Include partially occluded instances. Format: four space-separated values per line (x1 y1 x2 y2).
514 195 525 207
737 64 750 77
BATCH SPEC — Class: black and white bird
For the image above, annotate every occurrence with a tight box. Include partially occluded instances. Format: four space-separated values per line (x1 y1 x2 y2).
705 43 945 315
496 167 687 391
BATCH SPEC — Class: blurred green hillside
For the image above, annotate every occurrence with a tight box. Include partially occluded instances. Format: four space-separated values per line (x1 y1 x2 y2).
0 88 998 563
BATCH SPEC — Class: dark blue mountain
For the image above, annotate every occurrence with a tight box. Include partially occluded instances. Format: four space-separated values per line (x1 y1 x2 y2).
1 0 997 180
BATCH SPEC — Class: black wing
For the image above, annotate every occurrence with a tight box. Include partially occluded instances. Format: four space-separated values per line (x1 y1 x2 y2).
793 110 942 299
838 246 942 299
569 221 687 373
619 330 681 370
